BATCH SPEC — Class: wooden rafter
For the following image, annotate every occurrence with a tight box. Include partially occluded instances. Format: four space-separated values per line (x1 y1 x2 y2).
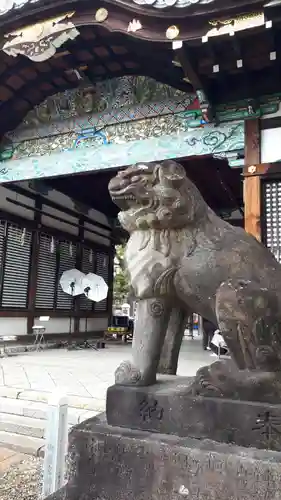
2 11 281 133
0 23 193 133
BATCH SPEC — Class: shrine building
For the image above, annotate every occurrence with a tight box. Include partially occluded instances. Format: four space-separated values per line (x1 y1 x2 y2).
0 0 279 337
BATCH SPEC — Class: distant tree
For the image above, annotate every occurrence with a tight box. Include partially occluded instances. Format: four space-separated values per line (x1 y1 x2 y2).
113 244 130 307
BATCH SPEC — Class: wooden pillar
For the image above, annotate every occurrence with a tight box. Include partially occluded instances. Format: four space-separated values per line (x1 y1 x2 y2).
243 168 262 241
243 119 262 241
243 164 271 241
244 119 261 166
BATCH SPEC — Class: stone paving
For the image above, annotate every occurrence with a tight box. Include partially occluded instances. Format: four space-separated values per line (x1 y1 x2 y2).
0 336 211 406
0 336 213 454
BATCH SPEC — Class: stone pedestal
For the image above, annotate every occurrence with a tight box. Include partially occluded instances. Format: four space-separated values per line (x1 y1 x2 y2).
107 375 281 451
46 376 281 500
56 414 281 500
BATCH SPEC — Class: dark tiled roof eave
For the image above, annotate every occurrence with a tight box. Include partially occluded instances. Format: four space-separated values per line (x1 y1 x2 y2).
0 0 41 17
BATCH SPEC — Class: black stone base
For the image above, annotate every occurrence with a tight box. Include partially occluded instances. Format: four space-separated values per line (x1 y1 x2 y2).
106 375 281 451
51 414 281 500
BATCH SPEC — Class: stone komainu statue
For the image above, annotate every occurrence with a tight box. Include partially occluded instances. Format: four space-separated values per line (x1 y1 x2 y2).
109 160 281 388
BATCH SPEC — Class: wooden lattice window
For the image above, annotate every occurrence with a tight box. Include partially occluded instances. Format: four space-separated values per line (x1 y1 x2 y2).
35 233 57 309
263 180 281 262
56 240 77 310
94 251 109 312
1 223 32 308
0 221 6 293
80 246 95 311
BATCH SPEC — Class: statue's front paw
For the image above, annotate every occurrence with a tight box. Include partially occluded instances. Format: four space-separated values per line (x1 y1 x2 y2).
115 361 142 385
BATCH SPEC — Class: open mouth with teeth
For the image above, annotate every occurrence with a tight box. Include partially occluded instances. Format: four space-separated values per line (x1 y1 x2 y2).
111 192 139 209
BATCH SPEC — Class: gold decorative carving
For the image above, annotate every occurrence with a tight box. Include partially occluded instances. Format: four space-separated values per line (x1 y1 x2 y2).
166 25 180 40
206 12 264 38
2 12 80 62
95 8 108 23
127 19 142 33
209 12 264 27
248 165 257 174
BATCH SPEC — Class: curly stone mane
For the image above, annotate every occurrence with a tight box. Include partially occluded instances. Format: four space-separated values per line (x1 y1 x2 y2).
109 160 212 299
109 160 209 234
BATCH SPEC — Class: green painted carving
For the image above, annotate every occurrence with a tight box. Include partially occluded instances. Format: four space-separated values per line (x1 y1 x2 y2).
9 77 281 149
18 76 188 129
12 115 194 160
0 121 244 183
0 138 14 162
8 76 194 145
179 94 281 127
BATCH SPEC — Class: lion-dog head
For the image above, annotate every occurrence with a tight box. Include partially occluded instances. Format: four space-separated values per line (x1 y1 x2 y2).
108 160 207 233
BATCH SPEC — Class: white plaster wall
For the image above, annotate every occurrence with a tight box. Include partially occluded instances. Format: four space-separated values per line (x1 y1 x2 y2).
0 317 27 335
32 317 108 334
261 127 281 163
33 317 75 334
0 186 35 220
80 317 108 332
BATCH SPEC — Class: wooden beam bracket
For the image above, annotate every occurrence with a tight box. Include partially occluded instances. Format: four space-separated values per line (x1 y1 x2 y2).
244 118 261 167
177 44 214 123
